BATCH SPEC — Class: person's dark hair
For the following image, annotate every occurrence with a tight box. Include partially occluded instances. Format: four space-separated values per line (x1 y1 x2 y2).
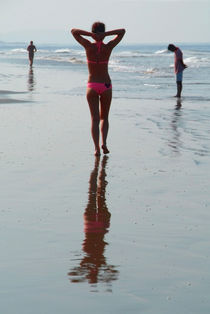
168 44 176 51
92 22 105 33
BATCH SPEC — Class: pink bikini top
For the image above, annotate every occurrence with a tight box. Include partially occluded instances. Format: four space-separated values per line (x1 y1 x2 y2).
87 41 109 64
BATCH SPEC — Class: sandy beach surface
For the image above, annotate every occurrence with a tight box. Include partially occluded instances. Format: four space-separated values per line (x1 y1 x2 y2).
0 61 210 314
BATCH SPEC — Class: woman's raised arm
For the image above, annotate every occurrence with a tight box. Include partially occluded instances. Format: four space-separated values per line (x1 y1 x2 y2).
71 29 93 47
105 29 126 48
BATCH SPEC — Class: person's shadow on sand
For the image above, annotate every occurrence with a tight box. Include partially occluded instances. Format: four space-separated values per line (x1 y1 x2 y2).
68 156 119 291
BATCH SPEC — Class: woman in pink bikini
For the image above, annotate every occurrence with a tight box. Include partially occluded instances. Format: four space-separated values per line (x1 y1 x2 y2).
71 22 125 156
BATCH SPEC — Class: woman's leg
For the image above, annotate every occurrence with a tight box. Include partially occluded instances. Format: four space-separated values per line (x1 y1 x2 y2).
100 89 112 153
87 88 101 156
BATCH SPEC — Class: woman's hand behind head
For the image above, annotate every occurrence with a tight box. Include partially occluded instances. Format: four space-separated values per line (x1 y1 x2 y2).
92 32 105 42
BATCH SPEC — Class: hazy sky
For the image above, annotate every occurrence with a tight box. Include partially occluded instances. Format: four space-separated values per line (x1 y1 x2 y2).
1 0 210 44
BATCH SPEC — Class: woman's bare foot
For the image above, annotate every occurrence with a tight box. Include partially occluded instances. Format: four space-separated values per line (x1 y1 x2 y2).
102 145 109 154
94 149 101 157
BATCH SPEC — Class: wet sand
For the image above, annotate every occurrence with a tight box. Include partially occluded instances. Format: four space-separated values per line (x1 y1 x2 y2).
0 62 210 314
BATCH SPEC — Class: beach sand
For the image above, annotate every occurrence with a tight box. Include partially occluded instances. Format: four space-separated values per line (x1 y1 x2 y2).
0 61 210 314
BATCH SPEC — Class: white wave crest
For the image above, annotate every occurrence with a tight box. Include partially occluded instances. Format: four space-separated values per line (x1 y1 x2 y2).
11 48 27 53
38 56 85 64
145 68 158 73
114 51 154 58
55 49 72 54
155 49 168 54
184 56 210 67
144 83 160 88
184 56 199 64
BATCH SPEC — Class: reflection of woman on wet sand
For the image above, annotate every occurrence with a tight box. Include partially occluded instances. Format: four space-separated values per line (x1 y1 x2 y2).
68 156 119 287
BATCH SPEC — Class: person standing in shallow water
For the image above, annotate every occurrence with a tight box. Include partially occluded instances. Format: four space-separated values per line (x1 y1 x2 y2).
27 41 37 67
168 44 187 98
71 22 125 156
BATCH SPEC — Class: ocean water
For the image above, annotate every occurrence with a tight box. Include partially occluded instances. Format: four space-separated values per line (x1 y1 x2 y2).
0 42 210 101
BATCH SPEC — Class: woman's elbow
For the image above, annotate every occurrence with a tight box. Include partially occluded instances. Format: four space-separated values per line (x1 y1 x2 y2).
118 29 126 37
119 29 126 38
71 28 77 35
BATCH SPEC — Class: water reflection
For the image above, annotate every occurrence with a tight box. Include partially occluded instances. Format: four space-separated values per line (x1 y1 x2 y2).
28 68 35 91
68 156 119 290
168 99 183 154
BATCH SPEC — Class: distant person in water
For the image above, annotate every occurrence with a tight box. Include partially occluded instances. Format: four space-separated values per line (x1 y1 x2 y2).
27 41 37 66
71 22 125 156
168 44 187 98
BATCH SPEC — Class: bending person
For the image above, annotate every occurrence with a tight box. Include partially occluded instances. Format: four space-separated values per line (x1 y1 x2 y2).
168 44 187 98
71 22 125 156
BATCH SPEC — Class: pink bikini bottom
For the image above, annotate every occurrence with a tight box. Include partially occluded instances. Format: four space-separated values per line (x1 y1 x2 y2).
87 82 112 95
